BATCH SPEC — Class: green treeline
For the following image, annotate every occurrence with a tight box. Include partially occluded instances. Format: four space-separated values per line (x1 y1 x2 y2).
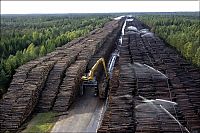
0 14 111 95
137 15 200 67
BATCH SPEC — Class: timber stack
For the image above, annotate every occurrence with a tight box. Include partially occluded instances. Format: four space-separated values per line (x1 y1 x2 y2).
98 17 200 133
0 19 122 132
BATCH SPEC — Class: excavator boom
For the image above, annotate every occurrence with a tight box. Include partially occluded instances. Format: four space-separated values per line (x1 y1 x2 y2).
82 58 109 81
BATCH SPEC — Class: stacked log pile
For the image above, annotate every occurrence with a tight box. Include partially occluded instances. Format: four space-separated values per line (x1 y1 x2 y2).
127 20 191 132
99 18 200 133
142 35 200 132
51 20 123 112
98 65 136 132
36 43 88 112
87 25 122 82
36 55 77 111
0 60 55 131
53 60 87 112
98 65 120 132
0 19 121 132
129 18 200 132
98 27 137 132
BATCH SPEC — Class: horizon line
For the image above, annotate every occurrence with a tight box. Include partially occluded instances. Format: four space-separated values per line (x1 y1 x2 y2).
1 11 199 15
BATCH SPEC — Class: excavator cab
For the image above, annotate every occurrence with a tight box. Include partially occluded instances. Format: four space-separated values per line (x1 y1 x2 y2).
80 58 109 99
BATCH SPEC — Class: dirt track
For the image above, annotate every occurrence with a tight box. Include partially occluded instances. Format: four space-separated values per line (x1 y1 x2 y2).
51 87 105 132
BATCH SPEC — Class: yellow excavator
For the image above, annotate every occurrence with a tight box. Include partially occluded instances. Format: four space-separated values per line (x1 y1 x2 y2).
81 58 109 99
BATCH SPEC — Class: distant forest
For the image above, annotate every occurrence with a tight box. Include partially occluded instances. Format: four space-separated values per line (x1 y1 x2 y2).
138 14 200 67
0 14 111 95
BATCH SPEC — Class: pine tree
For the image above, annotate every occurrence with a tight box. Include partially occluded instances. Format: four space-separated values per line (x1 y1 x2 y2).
39 45 47 56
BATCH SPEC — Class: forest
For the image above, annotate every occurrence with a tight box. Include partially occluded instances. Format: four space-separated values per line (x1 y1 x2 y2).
137 15 200 67
0 14 111 96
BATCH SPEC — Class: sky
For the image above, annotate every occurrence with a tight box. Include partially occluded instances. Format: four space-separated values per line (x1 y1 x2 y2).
1 1 199 14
